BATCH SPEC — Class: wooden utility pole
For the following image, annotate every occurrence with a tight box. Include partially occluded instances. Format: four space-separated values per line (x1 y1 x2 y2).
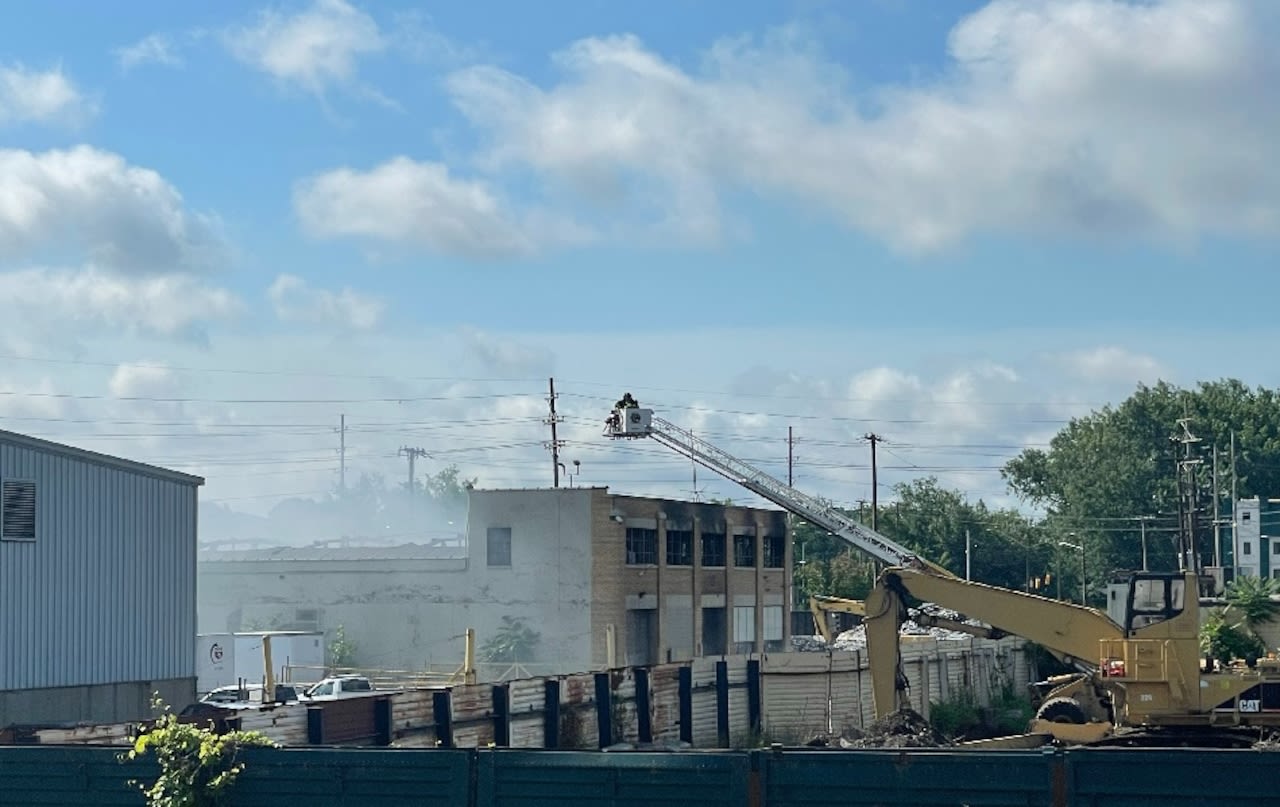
544 377 564 487
399 446 429 491
865 433 882 531
787 426 794 487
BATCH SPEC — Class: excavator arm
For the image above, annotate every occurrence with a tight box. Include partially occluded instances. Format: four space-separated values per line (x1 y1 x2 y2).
863 568 1124 717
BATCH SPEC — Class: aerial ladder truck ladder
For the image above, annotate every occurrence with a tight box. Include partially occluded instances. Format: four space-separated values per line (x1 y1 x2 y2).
603 403 952 577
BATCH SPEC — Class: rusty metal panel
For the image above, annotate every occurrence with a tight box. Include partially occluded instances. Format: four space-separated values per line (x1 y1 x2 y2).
0 434 200 694
650 662 683 743
558 673 598 749
690 658 719 747
509 678 545 748
315 697 381 745
238 703 310 746
450 683 496 748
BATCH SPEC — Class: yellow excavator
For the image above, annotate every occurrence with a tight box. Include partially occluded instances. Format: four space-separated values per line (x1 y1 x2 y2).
607 399 1280 746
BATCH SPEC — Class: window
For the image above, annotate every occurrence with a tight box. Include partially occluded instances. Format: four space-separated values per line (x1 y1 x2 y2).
626 527 657 565
1244 541 1252 556
733 606 755 643
1243 511 1252 522
1273 542 1280 556
701 532 726 567
487 527 512 566
1 480 35 542
733 534 756 567
666 529 692 566
763 605 784 645
763 535 785 568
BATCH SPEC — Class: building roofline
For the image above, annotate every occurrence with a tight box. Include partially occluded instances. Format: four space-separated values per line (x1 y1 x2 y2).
0 428 205 486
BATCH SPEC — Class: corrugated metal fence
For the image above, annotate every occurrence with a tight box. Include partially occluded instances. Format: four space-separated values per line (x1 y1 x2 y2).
3 745 1280 806
2 638 1026 751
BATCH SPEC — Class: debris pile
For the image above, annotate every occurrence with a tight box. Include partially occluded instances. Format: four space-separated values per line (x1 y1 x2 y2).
840 708 950 748
800 708 952 749
793 605 987 652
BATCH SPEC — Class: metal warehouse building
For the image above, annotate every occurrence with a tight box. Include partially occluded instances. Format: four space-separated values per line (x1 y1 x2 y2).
0 429 203 727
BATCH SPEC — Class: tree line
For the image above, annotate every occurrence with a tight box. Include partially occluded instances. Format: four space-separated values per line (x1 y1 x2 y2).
794 379 1280 607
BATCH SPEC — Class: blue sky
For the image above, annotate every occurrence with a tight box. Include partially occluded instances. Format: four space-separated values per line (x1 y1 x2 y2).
1 0 1277 536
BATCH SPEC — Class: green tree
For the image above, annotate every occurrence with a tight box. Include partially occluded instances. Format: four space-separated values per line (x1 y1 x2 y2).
1003 379 1280 580
124 696 277 807
480 615 541 663
329 624 357 668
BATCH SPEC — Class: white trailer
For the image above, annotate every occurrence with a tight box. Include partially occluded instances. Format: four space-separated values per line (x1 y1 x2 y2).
196 631 326 694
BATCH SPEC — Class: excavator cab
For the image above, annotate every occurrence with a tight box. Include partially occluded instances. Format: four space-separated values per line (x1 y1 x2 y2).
1122 572 1187 634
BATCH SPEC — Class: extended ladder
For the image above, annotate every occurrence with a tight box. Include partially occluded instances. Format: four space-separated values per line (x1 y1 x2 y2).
606 407 950 575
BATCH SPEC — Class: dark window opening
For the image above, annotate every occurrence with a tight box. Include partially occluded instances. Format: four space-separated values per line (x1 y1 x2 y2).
626 527 658 565
734 534 756 568
487 527 512 566
666 529 693 566
763 535 785 568
701 532 726 567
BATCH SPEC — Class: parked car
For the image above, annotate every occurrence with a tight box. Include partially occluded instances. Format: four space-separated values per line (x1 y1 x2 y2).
303 675 375 699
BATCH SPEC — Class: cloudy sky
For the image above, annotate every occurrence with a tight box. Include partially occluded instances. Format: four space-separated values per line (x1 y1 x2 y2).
1 0 1277 537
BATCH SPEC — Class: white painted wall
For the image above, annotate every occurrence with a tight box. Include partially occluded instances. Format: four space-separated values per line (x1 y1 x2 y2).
198 488 596 678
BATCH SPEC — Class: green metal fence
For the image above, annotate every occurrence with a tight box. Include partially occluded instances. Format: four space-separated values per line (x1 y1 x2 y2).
4 745 1280 806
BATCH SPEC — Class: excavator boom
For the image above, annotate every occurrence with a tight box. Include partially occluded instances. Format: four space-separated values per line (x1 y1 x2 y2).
864 568 1124 716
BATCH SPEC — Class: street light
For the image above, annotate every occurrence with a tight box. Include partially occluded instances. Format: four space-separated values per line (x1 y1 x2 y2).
1060 539 1085 604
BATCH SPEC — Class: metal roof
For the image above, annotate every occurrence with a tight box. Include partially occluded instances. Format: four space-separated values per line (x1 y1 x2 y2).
0 428 204 486
199 543 467 563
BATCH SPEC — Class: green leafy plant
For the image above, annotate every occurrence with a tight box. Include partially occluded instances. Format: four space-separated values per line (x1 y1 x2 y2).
123 695 277 807
1201 609 1267 668
480 615 541 663
929 689 983 739
1224 576 1280 630
329 624 357 668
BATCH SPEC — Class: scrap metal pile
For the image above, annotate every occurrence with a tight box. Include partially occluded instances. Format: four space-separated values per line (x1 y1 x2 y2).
806 707 949 749
792 605 985 652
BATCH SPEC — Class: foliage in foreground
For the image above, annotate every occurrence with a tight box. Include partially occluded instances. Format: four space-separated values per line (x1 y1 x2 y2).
123 696 277 807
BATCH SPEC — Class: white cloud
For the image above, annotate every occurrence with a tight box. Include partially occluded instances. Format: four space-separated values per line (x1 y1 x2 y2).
0 63 90 127
226 0 384 94
267 273 385 330
458 326 553 375
1058 346 1167 384
445 0 1280 251
109 362 179 398
0 266 241 340
0 146 224 274
115 34 182 71
294 157 563 258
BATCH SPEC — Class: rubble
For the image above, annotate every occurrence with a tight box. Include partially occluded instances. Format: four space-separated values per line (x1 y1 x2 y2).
792 605 987 652
799 708 951 749
839 708 950 748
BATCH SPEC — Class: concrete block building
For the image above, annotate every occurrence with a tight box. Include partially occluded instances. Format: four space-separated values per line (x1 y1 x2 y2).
0 429 203 727
198 487 791 679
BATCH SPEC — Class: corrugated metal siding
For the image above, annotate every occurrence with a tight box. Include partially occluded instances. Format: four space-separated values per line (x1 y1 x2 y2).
650 663 682 743
762 653 832 738
510 678 545 748
0 438 198 690
690 658 719 747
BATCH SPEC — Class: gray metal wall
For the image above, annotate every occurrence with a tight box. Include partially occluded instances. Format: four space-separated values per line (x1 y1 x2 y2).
0 436 199 692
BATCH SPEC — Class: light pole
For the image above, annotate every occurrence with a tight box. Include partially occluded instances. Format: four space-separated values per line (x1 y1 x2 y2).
1060 538 1085 604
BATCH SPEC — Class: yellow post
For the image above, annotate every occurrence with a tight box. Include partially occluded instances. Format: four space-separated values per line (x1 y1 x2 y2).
464 628 477 685
262 635 276 703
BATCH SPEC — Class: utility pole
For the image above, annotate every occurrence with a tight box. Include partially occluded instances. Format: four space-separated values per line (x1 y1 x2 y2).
399 446 429 492
1140 516 1149 572
1175 417 1203 572
865 433 882 531
1212 443 1222 568
787 426 794 487
965 528 972 581
339 414 347 493
544 377 565 488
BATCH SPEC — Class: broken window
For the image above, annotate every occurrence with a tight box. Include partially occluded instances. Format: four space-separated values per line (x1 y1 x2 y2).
666 529 692 566
626 527 657 565
701 532 726 567
733 534 756 568
763 535 785 568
